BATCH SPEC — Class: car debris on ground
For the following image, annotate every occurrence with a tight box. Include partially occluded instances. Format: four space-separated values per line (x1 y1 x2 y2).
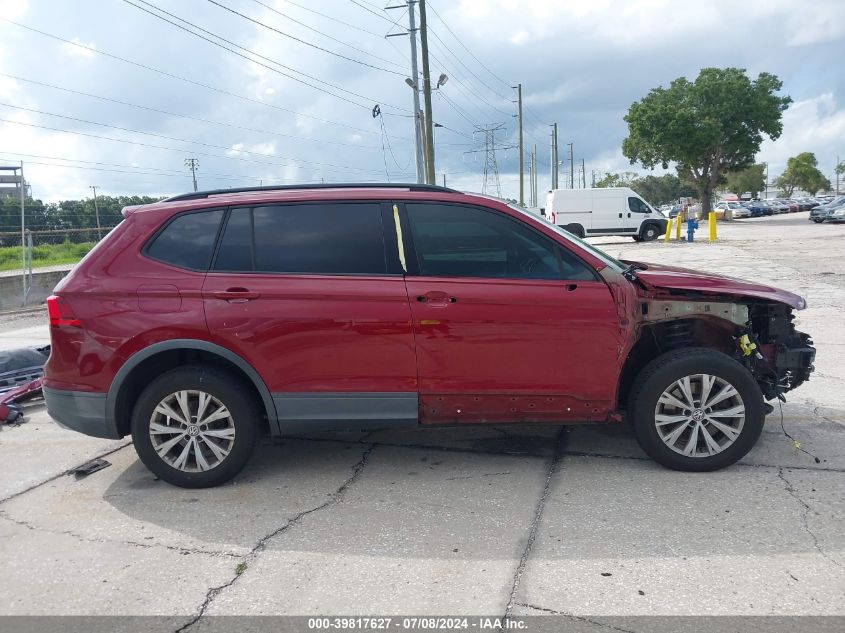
0 346 49 424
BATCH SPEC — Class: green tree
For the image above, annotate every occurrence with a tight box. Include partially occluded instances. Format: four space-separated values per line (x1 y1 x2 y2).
594 172 637 188
724 164 766 198
773 152 831 196
622 67 791 214
629 173 697 205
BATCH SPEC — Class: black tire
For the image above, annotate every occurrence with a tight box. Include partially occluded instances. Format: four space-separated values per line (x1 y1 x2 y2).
131 365 260 488
811 218 824 224
639 223 661 241
564 223 585 238
628 348 765 472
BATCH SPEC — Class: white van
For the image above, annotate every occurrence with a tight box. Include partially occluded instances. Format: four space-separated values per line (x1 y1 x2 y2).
545 187 668 241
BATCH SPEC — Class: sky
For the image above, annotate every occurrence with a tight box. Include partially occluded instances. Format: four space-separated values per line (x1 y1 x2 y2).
0 0 844 203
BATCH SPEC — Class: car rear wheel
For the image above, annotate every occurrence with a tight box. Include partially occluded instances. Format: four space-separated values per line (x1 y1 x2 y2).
131 365 260 488
628 348 765 471
811 218 824 223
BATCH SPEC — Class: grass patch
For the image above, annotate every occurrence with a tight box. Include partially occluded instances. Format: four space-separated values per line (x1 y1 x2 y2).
0 241 95 272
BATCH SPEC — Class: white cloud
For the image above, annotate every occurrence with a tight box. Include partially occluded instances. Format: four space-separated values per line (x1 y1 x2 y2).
0 0 29 20
759 93 845 178
64 36 97 58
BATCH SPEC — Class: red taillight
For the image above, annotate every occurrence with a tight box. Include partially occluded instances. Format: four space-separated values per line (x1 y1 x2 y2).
46 295 81 328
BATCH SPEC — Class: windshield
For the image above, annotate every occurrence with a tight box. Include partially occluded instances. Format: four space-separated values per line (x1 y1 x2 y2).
506 202 626 273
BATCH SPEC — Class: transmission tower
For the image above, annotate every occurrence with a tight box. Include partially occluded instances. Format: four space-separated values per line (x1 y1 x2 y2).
461 123 508 197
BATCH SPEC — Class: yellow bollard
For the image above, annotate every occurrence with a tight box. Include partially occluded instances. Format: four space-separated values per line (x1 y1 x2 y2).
709 211 717 242
664 216 673 242
675 213 682 240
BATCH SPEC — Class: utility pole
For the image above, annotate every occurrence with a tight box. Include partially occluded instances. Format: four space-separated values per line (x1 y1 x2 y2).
185 158 199 192
527 148 534 207
387 1 424 183
20 162 25 298
418 0 435 184
550 123 558 189
532 143 537 207
568 142 574 189
89 185 102 240
442 173 446 187
515 83 524 206
837 155 840 196
581 158 586 189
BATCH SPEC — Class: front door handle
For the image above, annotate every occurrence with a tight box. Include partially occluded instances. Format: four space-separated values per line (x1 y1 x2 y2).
214 288 260 303
627 212 632 218
417 292 456 307
618 213 622 218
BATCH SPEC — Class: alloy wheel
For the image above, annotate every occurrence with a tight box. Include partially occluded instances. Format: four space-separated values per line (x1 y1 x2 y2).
653 374 745 457
148 390 236 472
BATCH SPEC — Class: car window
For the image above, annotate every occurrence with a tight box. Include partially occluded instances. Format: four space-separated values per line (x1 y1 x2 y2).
213 203 387 274
628 197 650 213
407 202 589 280
146 209 225 270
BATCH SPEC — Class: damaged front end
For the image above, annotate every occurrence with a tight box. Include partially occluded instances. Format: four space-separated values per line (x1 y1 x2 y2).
635 297 816 401
741 303 815 400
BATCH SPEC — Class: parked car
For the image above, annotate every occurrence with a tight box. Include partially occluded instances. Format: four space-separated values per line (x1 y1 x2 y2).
43 183 816 487
825 205 845 223
810 196 845 223
714 201 747 219
767 200 789 214
740 202 766 218
795 198 818 211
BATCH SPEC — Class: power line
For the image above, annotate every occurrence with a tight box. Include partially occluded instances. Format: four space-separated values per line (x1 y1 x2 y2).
426 26 511 106
436 91 478 127
119 0 408 112
0 102 402 174
426 1 512 89
205 0 406 75
253 0 385 38
246 0 403 67
0 152 288 182
0 117 415 179
347 0 406 29
1 73 402 148
426 45 508 122
1 19 389 136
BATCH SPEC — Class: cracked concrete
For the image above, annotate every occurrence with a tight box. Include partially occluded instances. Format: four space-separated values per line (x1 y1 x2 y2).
0 214 843 618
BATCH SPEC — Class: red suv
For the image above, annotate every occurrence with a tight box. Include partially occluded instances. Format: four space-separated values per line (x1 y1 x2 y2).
43 184 815 487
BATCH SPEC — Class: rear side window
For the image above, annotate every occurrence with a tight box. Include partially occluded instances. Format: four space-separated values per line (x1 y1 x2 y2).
213 203 386 274
146 209 224 270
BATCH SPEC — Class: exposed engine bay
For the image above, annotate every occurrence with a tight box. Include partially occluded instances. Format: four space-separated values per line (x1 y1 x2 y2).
743 303 815 400
636 298 815 402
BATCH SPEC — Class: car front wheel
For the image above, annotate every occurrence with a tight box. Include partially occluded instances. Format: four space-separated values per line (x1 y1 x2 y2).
628 348 765 471
131 365 260 488
639 223 661 241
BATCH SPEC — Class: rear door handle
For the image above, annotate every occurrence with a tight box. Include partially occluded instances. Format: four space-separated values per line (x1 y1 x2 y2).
214 288 260 303
618 213 622 218
417 292 456 307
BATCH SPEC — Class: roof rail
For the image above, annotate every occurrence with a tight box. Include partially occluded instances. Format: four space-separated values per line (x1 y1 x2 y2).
164 182 459 202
